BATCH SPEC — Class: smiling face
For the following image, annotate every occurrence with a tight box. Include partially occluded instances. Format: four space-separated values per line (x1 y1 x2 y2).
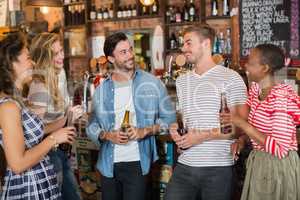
245 49 267 83
108 40 135 72
181 31 208 65
52 40 64 70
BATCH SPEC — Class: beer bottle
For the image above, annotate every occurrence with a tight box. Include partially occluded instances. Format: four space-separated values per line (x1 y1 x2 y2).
59 110 73 153
219 92 232 134
121 110 130 132
177 112 187 136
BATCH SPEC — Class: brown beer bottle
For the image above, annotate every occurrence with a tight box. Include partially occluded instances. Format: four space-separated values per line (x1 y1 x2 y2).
219 92 232 134
59 110 73 153
177 112 187 136
121 110 130 132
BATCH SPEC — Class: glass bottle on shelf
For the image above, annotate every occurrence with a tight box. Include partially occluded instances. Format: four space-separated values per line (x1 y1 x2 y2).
65 6 71 26
70 6 76 25
189 0 195 22
166 6 171 23
219 32 225 54
211 0 218 16
117 6 122 18
80 4 85 24
175 7 182 23
74 5 80 25
122 5 128 18
132 4 137 17
183 0 189 22
127 5 132 18
170 6 176 23
90 5 96 20
151 0 158 15
103 7 109 19
225 28 232 54
97 7 103 20
178 30 184 47
109 4 114 18
170 32 178 50
223 0 230 16
142 4 148 15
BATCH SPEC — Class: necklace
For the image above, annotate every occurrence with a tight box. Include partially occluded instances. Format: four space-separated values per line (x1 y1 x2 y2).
259 86 272 101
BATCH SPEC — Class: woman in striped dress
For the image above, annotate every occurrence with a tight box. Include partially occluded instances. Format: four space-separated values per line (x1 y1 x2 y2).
228 44 300 200
0 33 76 199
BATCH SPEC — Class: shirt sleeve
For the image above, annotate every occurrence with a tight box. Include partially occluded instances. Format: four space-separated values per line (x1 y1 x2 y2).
226 73 248 107
264 86 299 159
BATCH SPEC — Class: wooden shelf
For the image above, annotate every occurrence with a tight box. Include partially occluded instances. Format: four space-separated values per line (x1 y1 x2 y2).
165 49 182 53
205 16 231 20
87 15 162 23
165 21 201 27
63 1 85 6
63 24 86 30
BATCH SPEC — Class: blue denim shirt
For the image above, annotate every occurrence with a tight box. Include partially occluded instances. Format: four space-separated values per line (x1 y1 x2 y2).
86 69 176 177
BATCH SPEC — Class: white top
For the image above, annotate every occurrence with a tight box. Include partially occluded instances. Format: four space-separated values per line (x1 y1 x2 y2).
176 65 247 167
113 80 140 163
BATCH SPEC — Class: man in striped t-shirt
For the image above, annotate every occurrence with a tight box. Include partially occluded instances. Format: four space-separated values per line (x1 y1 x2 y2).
165 25 248 200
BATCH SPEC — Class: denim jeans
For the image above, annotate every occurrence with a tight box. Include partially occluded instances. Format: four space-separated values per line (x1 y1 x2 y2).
49 149 81 200
101 161 147 200
164 163 233 200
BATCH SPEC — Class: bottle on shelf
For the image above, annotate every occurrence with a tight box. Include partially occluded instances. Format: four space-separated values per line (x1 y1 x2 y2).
211 0 218 16
225 28 232 54
219 92 232 134
117 6 123 18
170 6 176 23
189 0 195 22
142 4 148 15
65 6 71 26
132 4 137 17
109 4 114 18
178 30 184 47
219 32 225 54
151 0 158 15
90 5 96 20
103 7 109 19
127 5 132 18
223 0 230 16
175 7 182 23
70 6 76 25
122 5 128 18
121 110 130 133
97 7 103 20
170 32 178 50
166 6 171 23
212 35 220 54
183 0 189 22
80 4 85 24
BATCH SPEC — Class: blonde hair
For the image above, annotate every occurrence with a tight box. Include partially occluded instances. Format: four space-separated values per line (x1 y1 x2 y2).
30 33 64 111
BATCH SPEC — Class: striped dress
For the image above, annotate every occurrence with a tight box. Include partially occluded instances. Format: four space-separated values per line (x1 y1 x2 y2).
0 97 61 200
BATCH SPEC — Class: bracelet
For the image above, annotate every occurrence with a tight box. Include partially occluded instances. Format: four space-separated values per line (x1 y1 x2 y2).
49 135 59 150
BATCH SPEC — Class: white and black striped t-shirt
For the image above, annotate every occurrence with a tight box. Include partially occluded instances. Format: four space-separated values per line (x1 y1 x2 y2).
176 65 247 167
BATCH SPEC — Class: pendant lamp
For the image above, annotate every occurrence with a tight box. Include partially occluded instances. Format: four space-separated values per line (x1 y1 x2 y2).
139 0 155 6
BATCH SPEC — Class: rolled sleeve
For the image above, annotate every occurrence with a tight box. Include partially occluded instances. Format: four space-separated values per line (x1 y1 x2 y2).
86 114 103 146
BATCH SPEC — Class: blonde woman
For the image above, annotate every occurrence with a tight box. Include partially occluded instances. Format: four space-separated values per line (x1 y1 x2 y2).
28 33 82 200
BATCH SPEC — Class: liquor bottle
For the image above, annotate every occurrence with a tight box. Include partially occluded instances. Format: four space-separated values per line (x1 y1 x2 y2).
189 0 195 22
121 110 130 132
97 7 103 20
103 7 109 19
65 6 71 26
219 32 225 54
142 4 148 15
170 33 178 49
90 5 96 20
223 0 230 16
127 5 132 18
70 6 76 25
175 7 182 23
183 0 189 22
132 4 137 17
212 35 220 54
225 28 232 54
109 4 114 18
219 92 232 134
211 0 218 16
169 6 176 23
80 5 85 24
177 112 188 136
117 6 123 18
178 30 184 47
151 0 158 14
166 6 171 23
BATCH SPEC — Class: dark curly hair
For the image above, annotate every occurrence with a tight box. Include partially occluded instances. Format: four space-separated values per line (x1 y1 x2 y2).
0 32 26 189
103 32 128 57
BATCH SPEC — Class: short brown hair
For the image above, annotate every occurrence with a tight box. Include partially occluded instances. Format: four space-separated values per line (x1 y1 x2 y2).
183 24 215 46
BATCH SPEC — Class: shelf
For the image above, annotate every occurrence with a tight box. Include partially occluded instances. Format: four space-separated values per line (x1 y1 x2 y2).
165 21 201 27
87 15 162 23
205 16 231 20
63 1 85 6
63 24 86 30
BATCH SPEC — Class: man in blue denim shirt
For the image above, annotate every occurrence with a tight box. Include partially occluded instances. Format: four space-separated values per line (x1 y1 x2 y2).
86 32 176 200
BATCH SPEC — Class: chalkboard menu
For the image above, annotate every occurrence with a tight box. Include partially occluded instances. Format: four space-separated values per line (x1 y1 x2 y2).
240 0 299 59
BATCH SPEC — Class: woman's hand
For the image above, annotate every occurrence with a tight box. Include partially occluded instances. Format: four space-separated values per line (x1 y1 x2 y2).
50 127 76 144
69 105 84 123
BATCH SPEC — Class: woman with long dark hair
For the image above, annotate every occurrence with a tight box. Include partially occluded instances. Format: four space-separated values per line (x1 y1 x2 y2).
0 32 76 199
